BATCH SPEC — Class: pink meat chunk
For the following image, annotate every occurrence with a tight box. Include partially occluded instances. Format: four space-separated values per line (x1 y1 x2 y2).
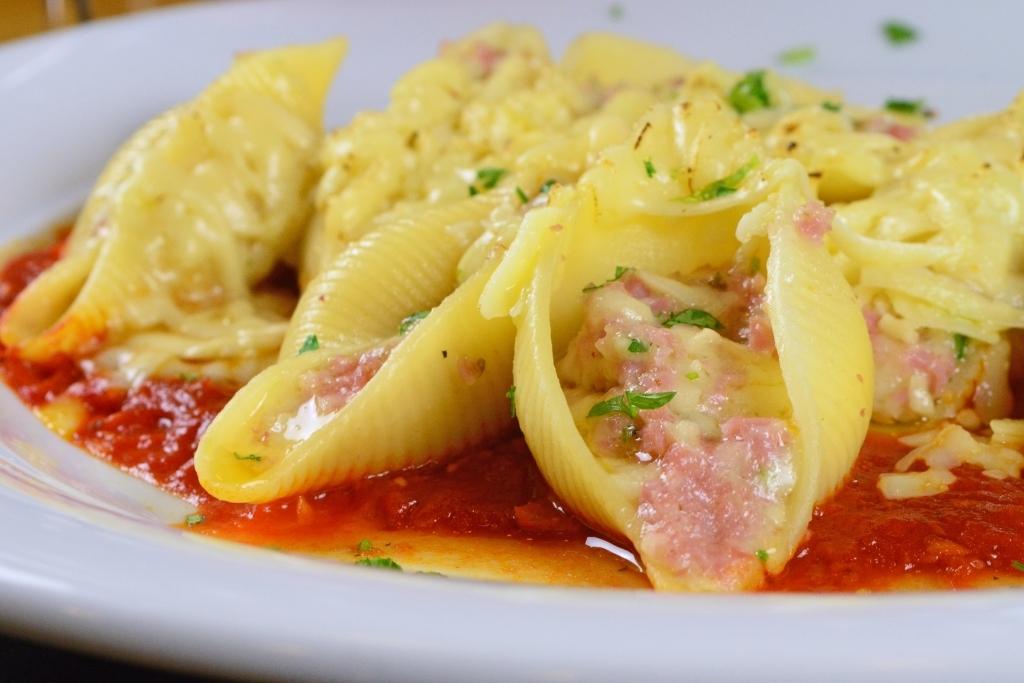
638 416 793 584
300 345 392 414
792 200 834 243
863 116 919 141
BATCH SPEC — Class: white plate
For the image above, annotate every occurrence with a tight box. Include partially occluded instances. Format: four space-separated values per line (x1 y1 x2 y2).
2 1 1024 680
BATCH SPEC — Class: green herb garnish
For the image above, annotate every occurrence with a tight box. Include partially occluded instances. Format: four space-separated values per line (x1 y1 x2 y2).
399 310 429 335
777 46 815 66
821 100 842 112
678 157 759 203
468 185 479 197
185 513 205 527
356 557 403 571
539 179 557 194
516 186 529 204
233 452 262 462
884 98 926 115
644 159 656 178
953 333 969 362
755 549 770 562
749 256 761 274
662 309 723 331
356 539 373 553
298 334 320 354
1012 560 1024 572
882 20 918 45
476 167 507 189
588 390 676 419
582 265 632 293
627 338 649 353
685 371 699 381
506 385 517 418
728 71 771 114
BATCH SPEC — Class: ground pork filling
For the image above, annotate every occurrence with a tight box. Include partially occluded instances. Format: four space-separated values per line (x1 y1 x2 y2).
559 266 796 582
299 344 393 415
863 304 1012 424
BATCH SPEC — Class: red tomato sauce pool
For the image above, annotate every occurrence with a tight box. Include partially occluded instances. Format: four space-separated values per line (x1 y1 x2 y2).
767 431 1024 591
4 235 1024 590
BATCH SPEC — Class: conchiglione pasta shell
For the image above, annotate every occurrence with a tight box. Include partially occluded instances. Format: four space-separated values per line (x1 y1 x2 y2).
509 179 872 591
512 227 638 538
282 195 502 357
0 39 347 361
756 185 874 565
195 261 515 503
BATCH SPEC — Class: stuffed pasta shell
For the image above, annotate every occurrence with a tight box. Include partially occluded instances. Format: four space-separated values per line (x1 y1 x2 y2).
831 93 1024 426
487 97 873 590
195 196 519 502
0 39 346 383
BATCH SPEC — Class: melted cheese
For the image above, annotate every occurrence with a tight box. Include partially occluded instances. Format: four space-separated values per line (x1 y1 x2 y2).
879 423 1024 499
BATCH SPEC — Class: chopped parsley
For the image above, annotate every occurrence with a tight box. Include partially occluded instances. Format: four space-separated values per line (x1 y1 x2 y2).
627 338 649 353
356 539 374 553
821 100 842 112
185 513 205 527
678 157 759 203
582 265 632 292
749 256 761 274
298 334 320 354
662 308 723 331
399 310 429 335
468 167 507 196
506 385 517 418
588 390 676 419
755 549 770 562
233 452 262 462
516 186 529 204
882 20 918 45
608 3 624 20
476 167 507 189
685 370 700 381
728 70 771 114
644 159 656 178
539 178 557 194
953 333 969 362
355 557 403 571
884 98 926 115
1012 560 1024 572
777 46 815 66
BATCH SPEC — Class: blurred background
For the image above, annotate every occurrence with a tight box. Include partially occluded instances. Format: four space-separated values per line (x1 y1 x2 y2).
2 0 189 42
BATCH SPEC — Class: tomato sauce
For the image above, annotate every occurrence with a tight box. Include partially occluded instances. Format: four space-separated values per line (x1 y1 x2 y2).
768 431 1024 591
4 235 1024 590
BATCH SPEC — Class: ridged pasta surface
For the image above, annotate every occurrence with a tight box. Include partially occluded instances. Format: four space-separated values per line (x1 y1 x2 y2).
1 39 347 383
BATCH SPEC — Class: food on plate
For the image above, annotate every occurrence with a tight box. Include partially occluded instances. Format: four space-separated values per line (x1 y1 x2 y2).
4 25 1024 592
486 98 872 589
